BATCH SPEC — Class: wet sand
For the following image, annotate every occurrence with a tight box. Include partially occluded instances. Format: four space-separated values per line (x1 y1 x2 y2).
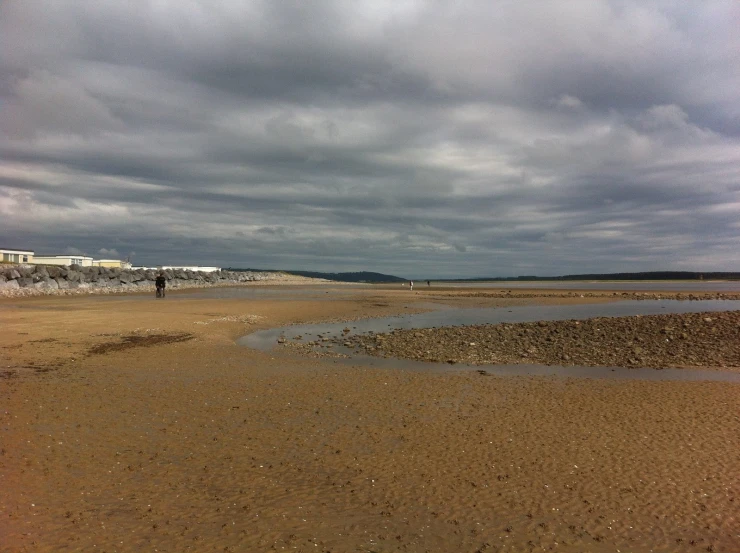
1 285 739 552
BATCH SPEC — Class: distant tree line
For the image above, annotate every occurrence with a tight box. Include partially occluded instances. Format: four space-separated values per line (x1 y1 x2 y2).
451 271 740 282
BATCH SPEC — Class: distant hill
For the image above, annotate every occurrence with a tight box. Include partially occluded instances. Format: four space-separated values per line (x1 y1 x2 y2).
445 271 740 282
225 268 405 283
285 270 406 283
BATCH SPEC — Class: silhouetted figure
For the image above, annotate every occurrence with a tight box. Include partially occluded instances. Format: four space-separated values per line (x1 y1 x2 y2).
155 273 166 298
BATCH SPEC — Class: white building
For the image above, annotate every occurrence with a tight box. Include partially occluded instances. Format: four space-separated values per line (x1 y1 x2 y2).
134 266 221 273
1 247 34 264
93 259 133 269
32 255 94 267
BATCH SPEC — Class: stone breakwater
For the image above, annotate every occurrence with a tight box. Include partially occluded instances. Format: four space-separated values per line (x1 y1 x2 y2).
345 311 740 370
0 265 300 297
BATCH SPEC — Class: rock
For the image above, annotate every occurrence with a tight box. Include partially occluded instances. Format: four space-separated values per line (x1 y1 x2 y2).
17 277 34 288
55 278 69 290
0 279 20 289
46 266 62 278
36 278 59 290
8 269 21 280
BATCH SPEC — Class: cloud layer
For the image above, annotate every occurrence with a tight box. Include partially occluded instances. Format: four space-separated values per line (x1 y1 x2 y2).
2 1 739 277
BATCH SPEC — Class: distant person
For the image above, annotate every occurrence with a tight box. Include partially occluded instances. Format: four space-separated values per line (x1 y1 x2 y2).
409 280 413 291
155 272 167 298
427 280 430 287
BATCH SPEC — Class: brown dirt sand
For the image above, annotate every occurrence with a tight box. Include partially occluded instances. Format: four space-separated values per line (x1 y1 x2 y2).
1 285 738 552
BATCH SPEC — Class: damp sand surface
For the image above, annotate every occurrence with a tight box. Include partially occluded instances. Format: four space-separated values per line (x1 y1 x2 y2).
1 285 739 552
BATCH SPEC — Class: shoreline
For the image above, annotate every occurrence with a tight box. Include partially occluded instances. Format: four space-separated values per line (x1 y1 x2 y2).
2 285 738 552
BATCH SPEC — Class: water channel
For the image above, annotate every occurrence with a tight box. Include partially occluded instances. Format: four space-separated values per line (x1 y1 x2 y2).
239 299 740 383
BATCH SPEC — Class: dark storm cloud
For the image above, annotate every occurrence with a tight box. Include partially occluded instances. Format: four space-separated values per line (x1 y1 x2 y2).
1 1 739 277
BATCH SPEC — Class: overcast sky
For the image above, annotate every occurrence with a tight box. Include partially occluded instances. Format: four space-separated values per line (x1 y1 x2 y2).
1 1 739 278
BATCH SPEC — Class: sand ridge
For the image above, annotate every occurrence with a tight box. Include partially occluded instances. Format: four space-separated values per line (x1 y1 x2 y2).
1 285 738 552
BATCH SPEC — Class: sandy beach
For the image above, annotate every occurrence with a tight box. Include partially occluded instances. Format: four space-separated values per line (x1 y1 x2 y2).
1 284 738 552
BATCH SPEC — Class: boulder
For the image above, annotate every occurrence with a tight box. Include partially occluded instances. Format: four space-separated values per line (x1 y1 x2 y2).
119 272 133 284
0 279 20 290
33 265 50 278
46 266 62 278
175 270 188 279
17 277 34 288
70 264 83 271
17 266 33 278
35 278 59 290
55 278 70 290
8 269 21 280
131 270 145 282
67 270 82 283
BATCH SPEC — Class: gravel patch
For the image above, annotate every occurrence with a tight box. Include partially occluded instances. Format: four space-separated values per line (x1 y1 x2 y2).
346 311 740 369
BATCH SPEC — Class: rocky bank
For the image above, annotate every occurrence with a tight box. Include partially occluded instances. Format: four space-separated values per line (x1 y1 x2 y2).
345 310 740 370
0 264 311 297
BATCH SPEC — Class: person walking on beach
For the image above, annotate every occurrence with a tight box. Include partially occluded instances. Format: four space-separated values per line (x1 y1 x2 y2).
155 272 167 298
409 280 413 291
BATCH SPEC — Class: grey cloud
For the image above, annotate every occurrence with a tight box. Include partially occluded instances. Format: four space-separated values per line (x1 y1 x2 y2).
1 1 739 278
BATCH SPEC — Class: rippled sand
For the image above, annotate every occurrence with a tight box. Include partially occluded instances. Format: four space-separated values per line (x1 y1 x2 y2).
1 286 738 552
